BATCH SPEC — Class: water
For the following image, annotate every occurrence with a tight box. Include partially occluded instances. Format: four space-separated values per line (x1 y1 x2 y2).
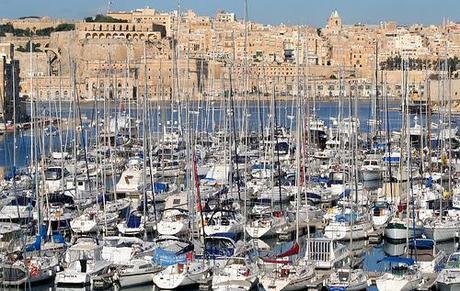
1 100 409 170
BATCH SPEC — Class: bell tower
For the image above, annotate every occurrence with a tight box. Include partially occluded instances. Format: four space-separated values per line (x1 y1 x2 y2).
327 10 342 32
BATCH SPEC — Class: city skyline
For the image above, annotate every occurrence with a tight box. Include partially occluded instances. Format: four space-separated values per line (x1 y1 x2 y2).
1 0 459 27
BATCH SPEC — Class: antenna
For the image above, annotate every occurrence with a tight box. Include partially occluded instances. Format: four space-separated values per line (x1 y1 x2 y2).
107 0 113 14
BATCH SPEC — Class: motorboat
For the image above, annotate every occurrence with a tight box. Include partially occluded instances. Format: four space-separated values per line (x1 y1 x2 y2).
55 237 112 287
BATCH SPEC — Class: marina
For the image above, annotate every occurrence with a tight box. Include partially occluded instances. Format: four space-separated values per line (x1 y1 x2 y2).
0 93 458 291
1 1 460 291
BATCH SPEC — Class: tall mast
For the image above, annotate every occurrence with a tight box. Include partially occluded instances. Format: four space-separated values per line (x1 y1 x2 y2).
142 42 148 240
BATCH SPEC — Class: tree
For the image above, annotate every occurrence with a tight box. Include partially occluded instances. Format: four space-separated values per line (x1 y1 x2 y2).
35 23 75 36
55 23 75 31
16 41 42 52
85 14 128 23
0 23 15 36
35 27 54 36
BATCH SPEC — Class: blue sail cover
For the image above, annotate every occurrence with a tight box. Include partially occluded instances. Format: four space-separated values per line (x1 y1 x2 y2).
127 214 141 228
25 235 41 252
153 248 191 266
154 182 169 193
335 213 358 223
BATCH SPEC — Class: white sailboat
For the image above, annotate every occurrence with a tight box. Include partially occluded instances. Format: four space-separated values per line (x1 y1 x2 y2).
55 238 111 287
115 258 162 288
376 257 422 291
212 257 259 291
152 260 209 289
437 252 460 291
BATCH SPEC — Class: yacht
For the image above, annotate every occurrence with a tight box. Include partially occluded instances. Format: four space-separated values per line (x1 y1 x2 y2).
1 256 59 286
376 257 422 291
55 238 112 287
360 156 383 181
372 201 395 229
437 252 460 291
212 257 259 291
204 210 243 236
324 213 373 241
325 268 368 291
115 258 162 288
424 218 460 242
305 238 350 269
152 236 209 289
117 210 145 236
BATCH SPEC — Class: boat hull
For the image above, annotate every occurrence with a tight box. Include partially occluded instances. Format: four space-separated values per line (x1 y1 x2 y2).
361 170 381 181
437 282 460 291
119 272 154 288
384 224 423 242
424 226 457 242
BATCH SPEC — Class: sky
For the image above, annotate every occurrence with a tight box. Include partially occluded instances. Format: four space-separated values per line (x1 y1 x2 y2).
0 0 459 27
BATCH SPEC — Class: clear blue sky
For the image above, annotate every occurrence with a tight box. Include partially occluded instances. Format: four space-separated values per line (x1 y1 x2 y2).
1 0 459 27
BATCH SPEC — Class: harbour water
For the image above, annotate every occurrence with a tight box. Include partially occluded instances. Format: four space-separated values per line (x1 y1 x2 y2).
0 100 408 169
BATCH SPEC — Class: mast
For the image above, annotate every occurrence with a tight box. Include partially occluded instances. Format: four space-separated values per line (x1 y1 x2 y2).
295 26 301 243
142 42 148 240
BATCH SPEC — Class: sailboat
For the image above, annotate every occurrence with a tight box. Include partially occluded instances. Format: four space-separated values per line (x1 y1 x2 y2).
152 237 209 290
115 258 162 288
436 252 460 291
55 237 112 287
212 257 259 291
375 257 422 291
258 243 315 291
325 268 368 290
0 256 60 286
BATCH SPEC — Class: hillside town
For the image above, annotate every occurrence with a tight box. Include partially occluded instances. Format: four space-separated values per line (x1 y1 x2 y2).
0 7 459 111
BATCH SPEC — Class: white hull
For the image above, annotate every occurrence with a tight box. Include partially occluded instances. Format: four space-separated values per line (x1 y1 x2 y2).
260 272 313 291
157 221 188 236
327 281 368 291
376 275 422 291
152 263 208 290
384 225 423 241
372 213 393 229
425 226 457 242
437 269 460 291
204 224 242 236
212 275 258 291
324 222 373 241
119 272 154 288
153 270 195 289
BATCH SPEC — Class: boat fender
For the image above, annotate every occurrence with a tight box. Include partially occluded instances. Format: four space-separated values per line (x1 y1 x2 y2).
178 263 184 274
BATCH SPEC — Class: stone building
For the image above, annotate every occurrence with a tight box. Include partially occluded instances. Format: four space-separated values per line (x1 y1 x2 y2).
0 43 27 122
107 8 174 37
75 22 166 41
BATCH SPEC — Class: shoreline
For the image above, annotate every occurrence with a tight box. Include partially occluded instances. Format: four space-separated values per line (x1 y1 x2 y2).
24 96 404 104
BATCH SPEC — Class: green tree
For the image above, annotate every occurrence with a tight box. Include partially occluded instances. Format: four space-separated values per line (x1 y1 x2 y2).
16 41 42 52
85 14 128 23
